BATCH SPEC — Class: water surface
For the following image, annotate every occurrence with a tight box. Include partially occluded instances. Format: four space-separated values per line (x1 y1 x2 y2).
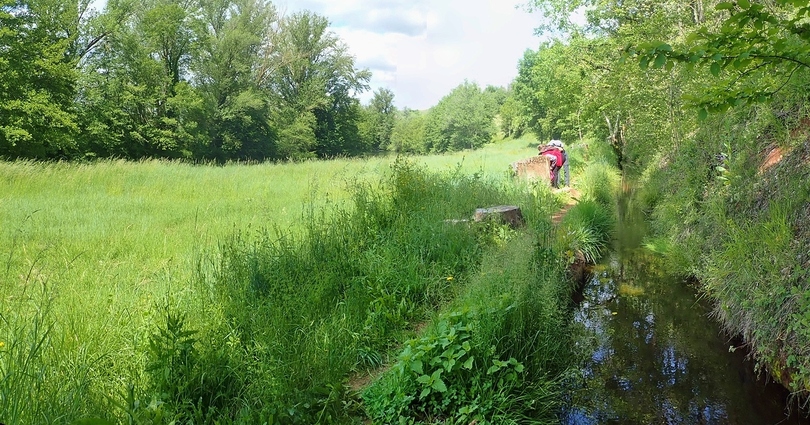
562 193 806 424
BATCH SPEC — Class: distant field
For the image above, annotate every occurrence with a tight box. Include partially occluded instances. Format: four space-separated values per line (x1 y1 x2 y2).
0 136 538 340
1 135 538 282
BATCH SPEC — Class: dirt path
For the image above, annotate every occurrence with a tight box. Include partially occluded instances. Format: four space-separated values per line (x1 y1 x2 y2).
551 188 581 225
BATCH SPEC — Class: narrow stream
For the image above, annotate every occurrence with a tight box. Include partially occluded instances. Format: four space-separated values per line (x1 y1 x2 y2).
562 191 806 424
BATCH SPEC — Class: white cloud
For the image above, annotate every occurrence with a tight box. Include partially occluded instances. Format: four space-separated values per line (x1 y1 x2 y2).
278 0 545 110
93 0 545 110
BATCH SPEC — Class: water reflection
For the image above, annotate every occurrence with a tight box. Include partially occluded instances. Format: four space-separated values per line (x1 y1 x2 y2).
562 193 805 425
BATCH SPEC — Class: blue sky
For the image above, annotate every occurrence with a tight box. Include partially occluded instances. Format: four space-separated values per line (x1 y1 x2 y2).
90 0 548 110
278 0 546 109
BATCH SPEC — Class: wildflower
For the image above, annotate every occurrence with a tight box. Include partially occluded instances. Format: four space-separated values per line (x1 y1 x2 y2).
446 276 454 281
0 341 4 349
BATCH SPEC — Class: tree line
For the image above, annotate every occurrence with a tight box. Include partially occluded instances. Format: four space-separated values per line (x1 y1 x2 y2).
0 0 508 162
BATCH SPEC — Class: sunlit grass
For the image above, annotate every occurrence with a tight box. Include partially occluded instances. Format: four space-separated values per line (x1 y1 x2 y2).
2 135 540 304
0 136 543 423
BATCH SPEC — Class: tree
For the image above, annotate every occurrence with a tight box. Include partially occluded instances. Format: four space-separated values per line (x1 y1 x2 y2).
360 87 397 151
77 0 204 159
498 88 527 138
265 11 370 158
631 0 810 117
0 0 85 158
423 81 496 153
389 108 426 153
193 0 277 160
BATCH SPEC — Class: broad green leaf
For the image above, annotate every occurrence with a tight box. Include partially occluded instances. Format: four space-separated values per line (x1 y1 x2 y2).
699 108 709 120
665 60 675 71
411 359 423 374
420 387 431 398
654 52 667 68
463 356 474 369
738 0 751 9
656 42 673 52
639 56 650 70
432 377 447 392
710 61 722 76
716 2 734 10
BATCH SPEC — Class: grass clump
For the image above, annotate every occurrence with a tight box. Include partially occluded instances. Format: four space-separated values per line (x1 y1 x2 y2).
363 229 573 424
557 199 615 264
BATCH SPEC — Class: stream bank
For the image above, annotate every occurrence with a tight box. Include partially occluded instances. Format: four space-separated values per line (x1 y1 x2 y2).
561 189 806 424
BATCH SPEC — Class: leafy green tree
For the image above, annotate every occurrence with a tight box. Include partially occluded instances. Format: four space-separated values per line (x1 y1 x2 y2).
0 0 87 158
193 0 277 160
360 87 397 151
513 42 584 141
518 0 705 171
631 0 810 117
423 81 496 153
389 108 426 153
265 11 370 158
498 88 527 138
77 0 204 159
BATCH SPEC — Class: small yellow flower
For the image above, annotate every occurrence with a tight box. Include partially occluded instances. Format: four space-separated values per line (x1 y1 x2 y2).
446 276 454 281
0 341 5 349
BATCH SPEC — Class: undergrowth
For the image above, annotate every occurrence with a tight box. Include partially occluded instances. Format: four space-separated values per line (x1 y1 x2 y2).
363 229 573 424
638 99 810 403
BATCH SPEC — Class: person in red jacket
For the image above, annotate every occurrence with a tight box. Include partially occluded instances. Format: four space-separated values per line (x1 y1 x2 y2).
538 141 566 188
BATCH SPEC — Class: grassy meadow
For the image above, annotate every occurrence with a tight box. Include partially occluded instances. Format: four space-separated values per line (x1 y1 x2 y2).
0 136 616 424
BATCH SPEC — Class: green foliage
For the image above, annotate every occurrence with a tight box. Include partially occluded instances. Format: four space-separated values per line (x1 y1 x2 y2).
365 311 537 423
558 199 615 264
630 0 810 116
360 87 398 151
179 159 542 423
423 81 498 153
513 41 586 141
364 231 573 424
268 10 371 159
0 0 81 159
498 89 528 138
389 108 427 153
577 161 621 208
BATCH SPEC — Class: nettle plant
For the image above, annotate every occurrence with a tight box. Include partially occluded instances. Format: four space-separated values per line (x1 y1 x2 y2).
380 310 526 423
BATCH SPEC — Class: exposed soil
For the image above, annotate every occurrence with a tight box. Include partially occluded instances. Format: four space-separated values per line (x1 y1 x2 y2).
551 188 581 225
759 145 785 173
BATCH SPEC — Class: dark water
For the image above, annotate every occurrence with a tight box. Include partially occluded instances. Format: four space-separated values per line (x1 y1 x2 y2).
561 192 807 425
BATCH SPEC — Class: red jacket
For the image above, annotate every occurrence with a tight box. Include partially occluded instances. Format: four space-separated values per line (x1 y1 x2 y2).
539 146 564 167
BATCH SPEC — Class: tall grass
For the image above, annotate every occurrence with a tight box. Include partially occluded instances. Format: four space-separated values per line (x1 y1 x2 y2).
362 208 573 424
178 159 559 423
0 136 552 424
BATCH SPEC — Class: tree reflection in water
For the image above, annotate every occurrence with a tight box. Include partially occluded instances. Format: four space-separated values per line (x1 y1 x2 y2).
561 192 804 425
